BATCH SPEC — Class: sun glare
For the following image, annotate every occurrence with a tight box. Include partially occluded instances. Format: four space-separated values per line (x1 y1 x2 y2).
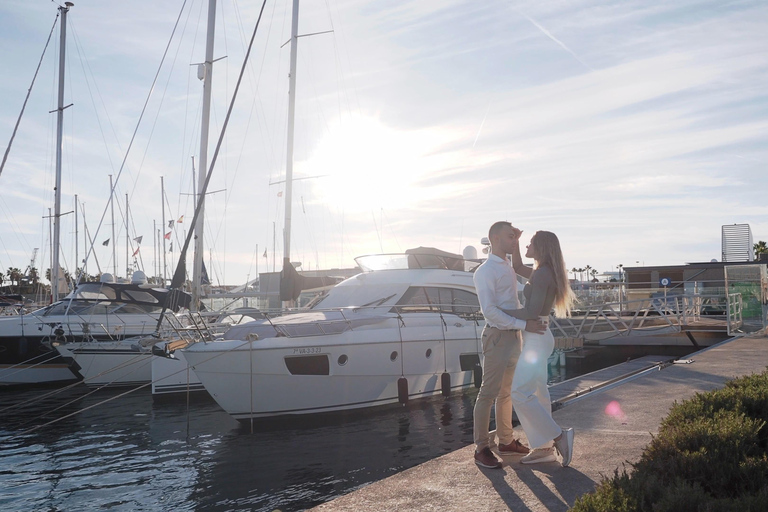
298 116 454 213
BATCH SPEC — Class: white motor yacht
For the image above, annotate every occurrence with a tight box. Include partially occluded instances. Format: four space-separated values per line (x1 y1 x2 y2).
182 249 486 420
56 308 260 390
0 272 192 385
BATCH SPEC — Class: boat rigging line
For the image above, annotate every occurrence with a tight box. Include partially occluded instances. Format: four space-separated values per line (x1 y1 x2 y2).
7 335 256 440
154 0 269 326
0 12 59 179
20 357 155 426
77 0 189 285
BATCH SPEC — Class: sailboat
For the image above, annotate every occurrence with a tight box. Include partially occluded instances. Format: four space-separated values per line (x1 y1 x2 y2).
54 0 222 392
0 4 77 385
180 1 487 420
0 4 193 386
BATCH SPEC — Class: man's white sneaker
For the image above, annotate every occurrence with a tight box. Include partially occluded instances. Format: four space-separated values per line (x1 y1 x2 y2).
520 447 557 464
554 428 574 467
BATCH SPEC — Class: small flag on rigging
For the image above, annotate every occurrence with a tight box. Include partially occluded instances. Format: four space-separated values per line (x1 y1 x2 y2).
102 239 110 246
177 215 184 223
164 232 171 240
133 236 143 244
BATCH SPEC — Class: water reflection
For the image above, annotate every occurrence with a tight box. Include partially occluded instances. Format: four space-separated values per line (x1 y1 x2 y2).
0 359 592 511
1 385 478 511
187 395 477 511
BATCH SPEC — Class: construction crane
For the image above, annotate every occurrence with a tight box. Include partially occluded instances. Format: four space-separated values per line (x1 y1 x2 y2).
24 248 39 275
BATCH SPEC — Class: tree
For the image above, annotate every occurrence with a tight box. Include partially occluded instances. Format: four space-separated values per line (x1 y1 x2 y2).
754 241 768 255
591 269 598 282
28 267 39 285
45 267 72 285
7 267 22 288
74 268 99 283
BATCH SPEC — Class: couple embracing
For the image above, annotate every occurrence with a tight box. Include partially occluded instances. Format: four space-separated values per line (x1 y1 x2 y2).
472 221 575 469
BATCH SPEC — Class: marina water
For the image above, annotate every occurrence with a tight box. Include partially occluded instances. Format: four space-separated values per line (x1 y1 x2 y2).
0 358 635 511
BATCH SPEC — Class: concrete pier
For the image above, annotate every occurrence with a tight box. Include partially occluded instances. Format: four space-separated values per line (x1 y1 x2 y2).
313 334 768 512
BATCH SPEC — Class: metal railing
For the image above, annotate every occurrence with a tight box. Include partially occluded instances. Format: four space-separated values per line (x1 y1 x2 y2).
165 291 741 345
727 293 743 336
549 293 737 342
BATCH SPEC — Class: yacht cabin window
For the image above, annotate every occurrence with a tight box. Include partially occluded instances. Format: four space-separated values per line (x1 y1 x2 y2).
391 287 480 318
121 290 160 304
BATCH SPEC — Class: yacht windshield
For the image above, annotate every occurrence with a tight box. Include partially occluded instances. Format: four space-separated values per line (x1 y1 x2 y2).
355 254 410 272
310 283 406 310
360 294 397 308
354 252 479 272
41 301 112 316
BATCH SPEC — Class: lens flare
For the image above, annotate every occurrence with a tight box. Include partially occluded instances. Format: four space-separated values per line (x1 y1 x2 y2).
605 400 627 422
523 350 538 364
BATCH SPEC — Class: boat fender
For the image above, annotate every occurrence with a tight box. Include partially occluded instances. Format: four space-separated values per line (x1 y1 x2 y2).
473 364 482 388
440 372 451 396
397 377 409 405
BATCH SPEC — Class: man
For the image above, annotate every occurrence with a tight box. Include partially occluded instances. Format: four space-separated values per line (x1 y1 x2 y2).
473 221 546 469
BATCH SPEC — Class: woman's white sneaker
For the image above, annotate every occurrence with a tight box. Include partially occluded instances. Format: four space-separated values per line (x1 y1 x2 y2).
520 447 557 464
554 428 574 467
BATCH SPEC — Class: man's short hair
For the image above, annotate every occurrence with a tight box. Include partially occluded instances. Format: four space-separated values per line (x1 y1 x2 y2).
488 221 512 240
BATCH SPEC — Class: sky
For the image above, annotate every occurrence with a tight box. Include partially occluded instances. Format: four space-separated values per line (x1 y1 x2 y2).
0 0 766 288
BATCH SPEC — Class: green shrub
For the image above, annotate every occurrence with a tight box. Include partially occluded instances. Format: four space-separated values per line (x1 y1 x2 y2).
571 469 637 512
571 368 768 511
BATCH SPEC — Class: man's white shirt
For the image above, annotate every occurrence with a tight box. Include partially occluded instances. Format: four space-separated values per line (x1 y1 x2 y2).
473 253 527 330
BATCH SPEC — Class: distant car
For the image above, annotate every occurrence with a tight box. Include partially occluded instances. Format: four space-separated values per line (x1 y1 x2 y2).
700 304 726 315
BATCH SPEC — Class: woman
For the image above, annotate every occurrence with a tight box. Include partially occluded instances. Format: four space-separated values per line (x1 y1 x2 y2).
503 229 576 466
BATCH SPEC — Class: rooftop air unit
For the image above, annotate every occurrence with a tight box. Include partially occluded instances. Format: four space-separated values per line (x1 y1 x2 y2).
722 223 754 262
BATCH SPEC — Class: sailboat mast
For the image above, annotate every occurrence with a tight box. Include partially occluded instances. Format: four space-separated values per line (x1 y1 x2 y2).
283 0 299 273
125 193 129 278
51 2 73 301
193 0 217 311
74 194 78 280
161 176 167 284
109 174 116 278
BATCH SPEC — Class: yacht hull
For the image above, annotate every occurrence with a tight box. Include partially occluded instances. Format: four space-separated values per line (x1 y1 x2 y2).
183 315 483 419
57 341 153 387
0 335 80 384
0 362 78 385
151 349 206 396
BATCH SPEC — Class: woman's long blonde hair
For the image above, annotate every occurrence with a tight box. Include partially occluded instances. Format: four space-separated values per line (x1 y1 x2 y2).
531 231 575 318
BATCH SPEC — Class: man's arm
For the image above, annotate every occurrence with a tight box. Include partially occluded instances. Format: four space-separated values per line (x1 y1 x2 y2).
473 266 527 331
